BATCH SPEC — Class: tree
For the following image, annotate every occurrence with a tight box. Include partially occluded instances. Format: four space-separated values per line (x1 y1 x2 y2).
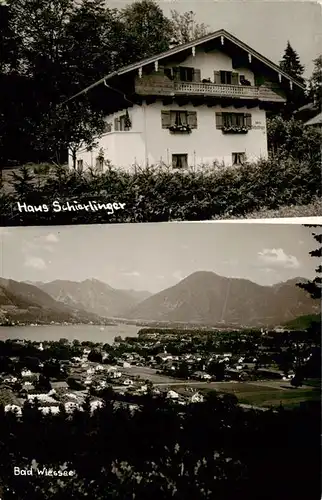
279 41 306 115
88 349 103 363
169 10 210 45
267 115 321 162
279 41 305 83
0 2 21 74
207 361 225 381
4 0 109 166
67 376 85 390
65 0 127 82
176 361 190 379
297 226 322 300
120 0 173 61
308 55 322 109
36 374 52 392
32 98 106 167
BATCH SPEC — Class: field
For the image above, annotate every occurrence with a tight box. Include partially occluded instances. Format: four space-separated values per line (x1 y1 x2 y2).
197 381 320 409
121 366 320 409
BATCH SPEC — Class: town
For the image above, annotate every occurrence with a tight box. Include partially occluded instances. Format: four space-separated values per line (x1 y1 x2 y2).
1 326 320 416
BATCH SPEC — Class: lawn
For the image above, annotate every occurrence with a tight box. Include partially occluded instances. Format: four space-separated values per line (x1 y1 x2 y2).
197 381 320 409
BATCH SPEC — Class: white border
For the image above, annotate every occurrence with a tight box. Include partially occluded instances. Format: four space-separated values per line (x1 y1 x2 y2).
172 217 322 224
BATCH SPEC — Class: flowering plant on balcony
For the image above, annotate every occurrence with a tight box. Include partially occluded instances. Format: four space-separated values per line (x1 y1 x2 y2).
169 124 191 133
222 124 249 133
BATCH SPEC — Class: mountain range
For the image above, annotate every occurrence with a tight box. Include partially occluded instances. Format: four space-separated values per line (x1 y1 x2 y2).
0 272 319 327
124 272 319 327
0 278 109 325
29 279 152 318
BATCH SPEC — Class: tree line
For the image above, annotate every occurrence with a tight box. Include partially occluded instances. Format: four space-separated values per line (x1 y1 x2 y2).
0 387 320 499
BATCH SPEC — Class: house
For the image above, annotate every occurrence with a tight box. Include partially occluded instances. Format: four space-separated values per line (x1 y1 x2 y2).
5 404 22 416
294 102 321 123
190 392 204 403
39 406 60 415
167 390 179 400
123 378 134 386
90 400 104 413
68 29 304 170
65 401 82 413
304 111 322 130
27 394 57 404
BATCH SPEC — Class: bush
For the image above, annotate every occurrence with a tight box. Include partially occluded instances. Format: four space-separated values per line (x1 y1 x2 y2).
267 115 321 162
0 154 321 225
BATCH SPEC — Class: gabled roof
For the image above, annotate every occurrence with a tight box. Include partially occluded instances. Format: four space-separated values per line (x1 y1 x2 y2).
63 28 306 104
304 111 322 126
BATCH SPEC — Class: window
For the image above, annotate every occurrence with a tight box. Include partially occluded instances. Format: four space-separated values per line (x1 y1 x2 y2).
215 112 252 129
104 122 112 133
172 154 188 169
223 113 245 127
232 152 245 165
161 110 197 129
220 71 232 84
114 112 132 131
171 111 187 127
96 157 104 172
217 71 239 85
171 66 201 82
77 159 83 171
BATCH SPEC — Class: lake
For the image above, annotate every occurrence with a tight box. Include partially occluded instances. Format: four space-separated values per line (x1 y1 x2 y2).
0 323 140 343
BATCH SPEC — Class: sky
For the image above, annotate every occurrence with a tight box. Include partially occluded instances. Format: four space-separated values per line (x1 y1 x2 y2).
109 0 322 77
0 223 318 293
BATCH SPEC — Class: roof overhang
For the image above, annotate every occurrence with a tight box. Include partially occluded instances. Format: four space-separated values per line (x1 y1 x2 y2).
62 29 306 104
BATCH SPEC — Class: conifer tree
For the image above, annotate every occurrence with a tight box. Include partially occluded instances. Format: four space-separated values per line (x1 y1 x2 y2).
308 55 322 108
297 225 322 300
279 41 305 84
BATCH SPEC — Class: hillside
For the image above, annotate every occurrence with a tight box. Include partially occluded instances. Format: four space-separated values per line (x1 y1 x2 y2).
0 278 107 324
31 279 152 318
285 313 321 330
125 271 319 327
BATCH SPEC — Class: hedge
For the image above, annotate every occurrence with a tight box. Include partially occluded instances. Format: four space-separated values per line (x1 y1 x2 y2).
0 155 321 225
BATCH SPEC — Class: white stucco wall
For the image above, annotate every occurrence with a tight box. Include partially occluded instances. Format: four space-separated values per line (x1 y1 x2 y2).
164 48 255 85
144 100 267 167
70 106 146 171
72 99 268 170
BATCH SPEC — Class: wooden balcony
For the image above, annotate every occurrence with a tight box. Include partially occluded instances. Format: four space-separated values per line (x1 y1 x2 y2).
134 78 285 103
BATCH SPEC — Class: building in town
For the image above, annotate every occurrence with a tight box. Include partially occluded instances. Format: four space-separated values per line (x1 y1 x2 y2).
69 29 304 170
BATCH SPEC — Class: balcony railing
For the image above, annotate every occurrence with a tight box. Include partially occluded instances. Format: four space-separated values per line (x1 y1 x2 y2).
135 79 285 102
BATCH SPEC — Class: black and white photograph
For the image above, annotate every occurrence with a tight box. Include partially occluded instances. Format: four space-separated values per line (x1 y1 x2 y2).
0 222 321 498
0 0 321 225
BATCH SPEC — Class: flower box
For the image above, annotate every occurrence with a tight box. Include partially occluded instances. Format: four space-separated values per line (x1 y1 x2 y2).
222 125 249 134
169 125 192 133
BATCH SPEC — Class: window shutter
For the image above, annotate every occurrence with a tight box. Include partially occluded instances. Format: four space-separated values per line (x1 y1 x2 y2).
114 117 119 131
214 71 220 84
187 111 197 129
161 110 171 128
193 69 201 82
215 112 223 129
231 72 239 85
245 113 252 128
